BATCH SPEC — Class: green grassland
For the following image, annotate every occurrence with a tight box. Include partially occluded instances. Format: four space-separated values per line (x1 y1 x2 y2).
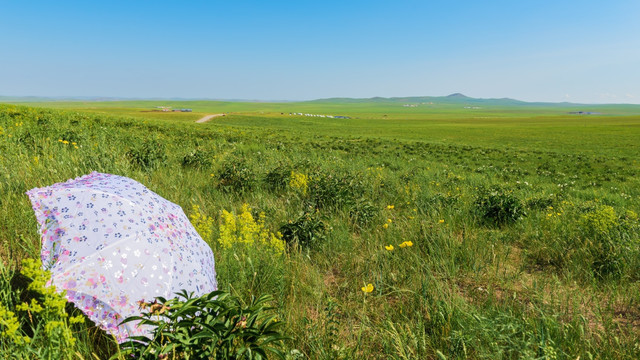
1 98 640 359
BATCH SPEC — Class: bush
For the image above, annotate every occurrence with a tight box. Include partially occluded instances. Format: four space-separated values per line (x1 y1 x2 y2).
127 138 167 170
349 199 378 228
307 170 365 209
181 148 211 169
120 290 288 360
580 205 640 278
264 165 292 192
279 210 326 249
217 158 256 193
474 186 526 225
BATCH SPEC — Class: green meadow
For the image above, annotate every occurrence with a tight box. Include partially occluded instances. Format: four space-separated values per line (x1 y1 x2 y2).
1 98 640 359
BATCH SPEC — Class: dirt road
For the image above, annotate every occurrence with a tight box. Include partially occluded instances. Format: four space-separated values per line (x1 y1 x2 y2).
195 114 226 123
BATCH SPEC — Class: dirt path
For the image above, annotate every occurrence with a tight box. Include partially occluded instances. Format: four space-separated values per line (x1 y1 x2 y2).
195 114 226 123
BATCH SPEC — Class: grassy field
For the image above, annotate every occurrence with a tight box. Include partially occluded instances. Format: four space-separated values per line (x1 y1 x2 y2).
1 99 640 359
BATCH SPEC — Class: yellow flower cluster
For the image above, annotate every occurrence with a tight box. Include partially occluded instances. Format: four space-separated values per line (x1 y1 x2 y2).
399 241 413 248
0 258 82 348
580 205 618 236
189 204 215 243
289 171 309 195
219 204 285 253
0 305 30 345
57 139 79 149
384 241 413 251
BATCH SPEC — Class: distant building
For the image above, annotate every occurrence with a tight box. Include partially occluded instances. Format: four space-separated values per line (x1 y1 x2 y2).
568 111 600 115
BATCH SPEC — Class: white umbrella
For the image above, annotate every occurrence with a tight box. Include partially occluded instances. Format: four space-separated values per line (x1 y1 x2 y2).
26 172 217 342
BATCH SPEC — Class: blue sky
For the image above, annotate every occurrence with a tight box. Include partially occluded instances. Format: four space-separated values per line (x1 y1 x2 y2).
1 1 639 103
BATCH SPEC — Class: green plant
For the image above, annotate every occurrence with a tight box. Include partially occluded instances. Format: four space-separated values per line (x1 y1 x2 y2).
348 199 379 228
182 148 212 169
279 210 326 249
474 186 526 225
127 138 168 170
119 290 288 360
307 170 365 209
264 165 292 192
580 205 640 278
217 157 257 193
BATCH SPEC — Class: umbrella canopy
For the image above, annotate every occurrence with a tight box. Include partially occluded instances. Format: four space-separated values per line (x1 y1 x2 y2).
26 172 217 342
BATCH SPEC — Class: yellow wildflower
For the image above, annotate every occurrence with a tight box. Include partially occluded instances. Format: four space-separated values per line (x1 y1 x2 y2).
385 245 394 251
387 218 392 223
289 171 309 195
382 223 389 229
438 219 445 224
361 283 374 293
387 205 394 210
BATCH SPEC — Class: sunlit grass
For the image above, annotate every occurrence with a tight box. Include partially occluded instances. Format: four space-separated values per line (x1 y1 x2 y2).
1 102 639 358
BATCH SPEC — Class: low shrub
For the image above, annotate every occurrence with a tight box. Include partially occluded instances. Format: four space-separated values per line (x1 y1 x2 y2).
349 199 379 228
580 205 640 278
307 170 365 209
264 165 292 192
127 138 167 170
216 158 256 193
279 210 326 249
119 290 288 360
474 186 526 226
181 148 211 169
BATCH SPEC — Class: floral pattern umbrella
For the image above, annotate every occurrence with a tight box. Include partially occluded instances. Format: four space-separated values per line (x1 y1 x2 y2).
26 172 217 342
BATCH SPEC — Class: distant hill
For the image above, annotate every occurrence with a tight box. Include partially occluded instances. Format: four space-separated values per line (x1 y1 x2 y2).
307 94 532 106
305 94 640 109
446 93 469 99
